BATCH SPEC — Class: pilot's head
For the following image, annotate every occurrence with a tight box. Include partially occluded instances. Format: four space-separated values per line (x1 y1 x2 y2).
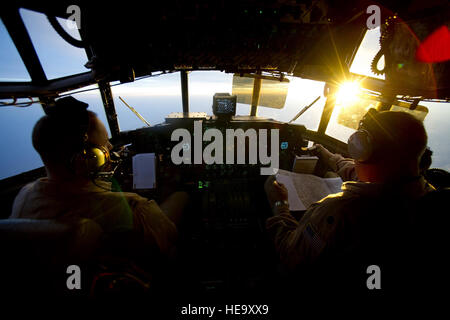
347 109 427 183
32 97 113 179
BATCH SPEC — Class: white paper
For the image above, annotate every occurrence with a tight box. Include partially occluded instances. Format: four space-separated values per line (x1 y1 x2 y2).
132 153 156 189
324 177 343 194
277 169 343 210
276 173 306 211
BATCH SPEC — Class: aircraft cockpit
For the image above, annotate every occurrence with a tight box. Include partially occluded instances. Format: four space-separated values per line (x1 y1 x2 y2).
1 0 449 314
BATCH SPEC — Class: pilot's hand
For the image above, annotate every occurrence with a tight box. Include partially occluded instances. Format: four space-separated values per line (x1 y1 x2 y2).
309 144 333 160
264 175 288 208
308 144 337 170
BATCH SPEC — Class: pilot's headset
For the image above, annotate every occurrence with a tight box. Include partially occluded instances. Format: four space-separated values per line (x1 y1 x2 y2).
78 133 111 178
49 97 110 177
347 108 383 163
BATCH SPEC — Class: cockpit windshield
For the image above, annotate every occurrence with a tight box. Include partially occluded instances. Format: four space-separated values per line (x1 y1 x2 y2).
0 5 449 179
107 71 327 131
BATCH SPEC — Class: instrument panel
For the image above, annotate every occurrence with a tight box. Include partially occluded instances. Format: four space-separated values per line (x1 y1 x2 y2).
117 117 307 185
111 116 309 294
113 116 307 248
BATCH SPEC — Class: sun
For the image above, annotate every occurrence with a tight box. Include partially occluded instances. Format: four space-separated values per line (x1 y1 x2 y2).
335 81 361 105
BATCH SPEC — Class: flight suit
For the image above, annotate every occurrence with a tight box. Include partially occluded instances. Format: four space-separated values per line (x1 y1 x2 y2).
266 156 432 270
10 178 177 255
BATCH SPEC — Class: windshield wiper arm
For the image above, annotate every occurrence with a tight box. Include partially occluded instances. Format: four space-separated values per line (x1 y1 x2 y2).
288 96 321 123
118 96 151 127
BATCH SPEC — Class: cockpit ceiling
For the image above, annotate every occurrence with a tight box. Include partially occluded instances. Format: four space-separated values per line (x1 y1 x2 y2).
26 0 369 76
2 0 450 98
0 1 386 75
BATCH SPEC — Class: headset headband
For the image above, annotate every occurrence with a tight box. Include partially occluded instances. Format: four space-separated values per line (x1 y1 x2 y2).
358 108 379 132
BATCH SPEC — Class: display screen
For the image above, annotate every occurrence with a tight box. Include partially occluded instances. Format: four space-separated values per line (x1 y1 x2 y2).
213 93 237 116
216 98 234 113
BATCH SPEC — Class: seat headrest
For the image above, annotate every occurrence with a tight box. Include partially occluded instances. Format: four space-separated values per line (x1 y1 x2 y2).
0 218 103 263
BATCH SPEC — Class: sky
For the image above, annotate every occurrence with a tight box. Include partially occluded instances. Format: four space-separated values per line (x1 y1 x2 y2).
0 8 449 179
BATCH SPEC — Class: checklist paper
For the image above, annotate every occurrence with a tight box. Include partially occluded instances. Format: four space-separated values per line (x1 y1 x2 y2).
276 169 343 211
132 153 157 189
275 173 306 211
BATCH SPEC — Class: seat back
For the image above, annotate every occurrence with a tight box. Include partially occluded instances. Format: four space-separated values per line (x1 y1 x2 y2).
0 218 103 300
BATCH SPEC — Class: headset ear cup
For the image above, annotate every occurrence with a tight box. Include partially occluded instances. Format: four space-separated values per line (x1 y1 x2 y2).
84 146 109 175
348 130 373 162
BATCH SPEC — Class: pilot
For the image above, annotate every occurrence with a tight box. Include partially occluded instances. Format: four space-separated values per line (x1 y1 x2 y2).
264 109 433 271
9 96 188 256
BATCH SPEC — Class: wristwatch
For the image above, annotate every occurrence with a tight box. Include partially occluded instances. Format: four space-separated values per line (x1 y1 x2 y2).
273 200 289 211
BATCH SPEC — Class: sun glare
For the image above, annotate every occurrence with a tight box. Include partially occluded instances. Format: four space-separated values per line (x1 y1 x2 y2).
335 81 361 105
